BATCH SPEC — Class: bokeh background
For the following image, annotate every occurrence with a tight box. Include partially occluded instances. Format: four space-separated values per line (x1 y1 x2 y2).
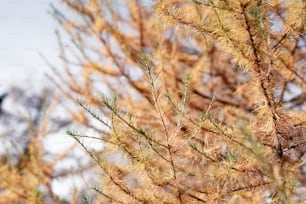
0 0 63 86
0 0 81 199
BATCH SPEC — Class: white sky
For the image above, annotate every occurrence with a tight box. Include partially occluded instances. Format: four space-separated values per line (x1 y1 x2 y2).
0 0 63 85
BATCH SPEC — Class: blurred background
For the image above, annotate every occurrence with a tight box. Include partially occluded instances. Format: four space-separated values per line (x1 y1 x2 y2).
0 0 62 85
0 0 83 200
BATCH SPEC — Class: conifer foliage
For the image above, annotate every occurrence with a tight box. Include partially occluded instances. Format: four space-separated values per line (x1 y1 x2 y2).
0 87 74 203
52 0 305 203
